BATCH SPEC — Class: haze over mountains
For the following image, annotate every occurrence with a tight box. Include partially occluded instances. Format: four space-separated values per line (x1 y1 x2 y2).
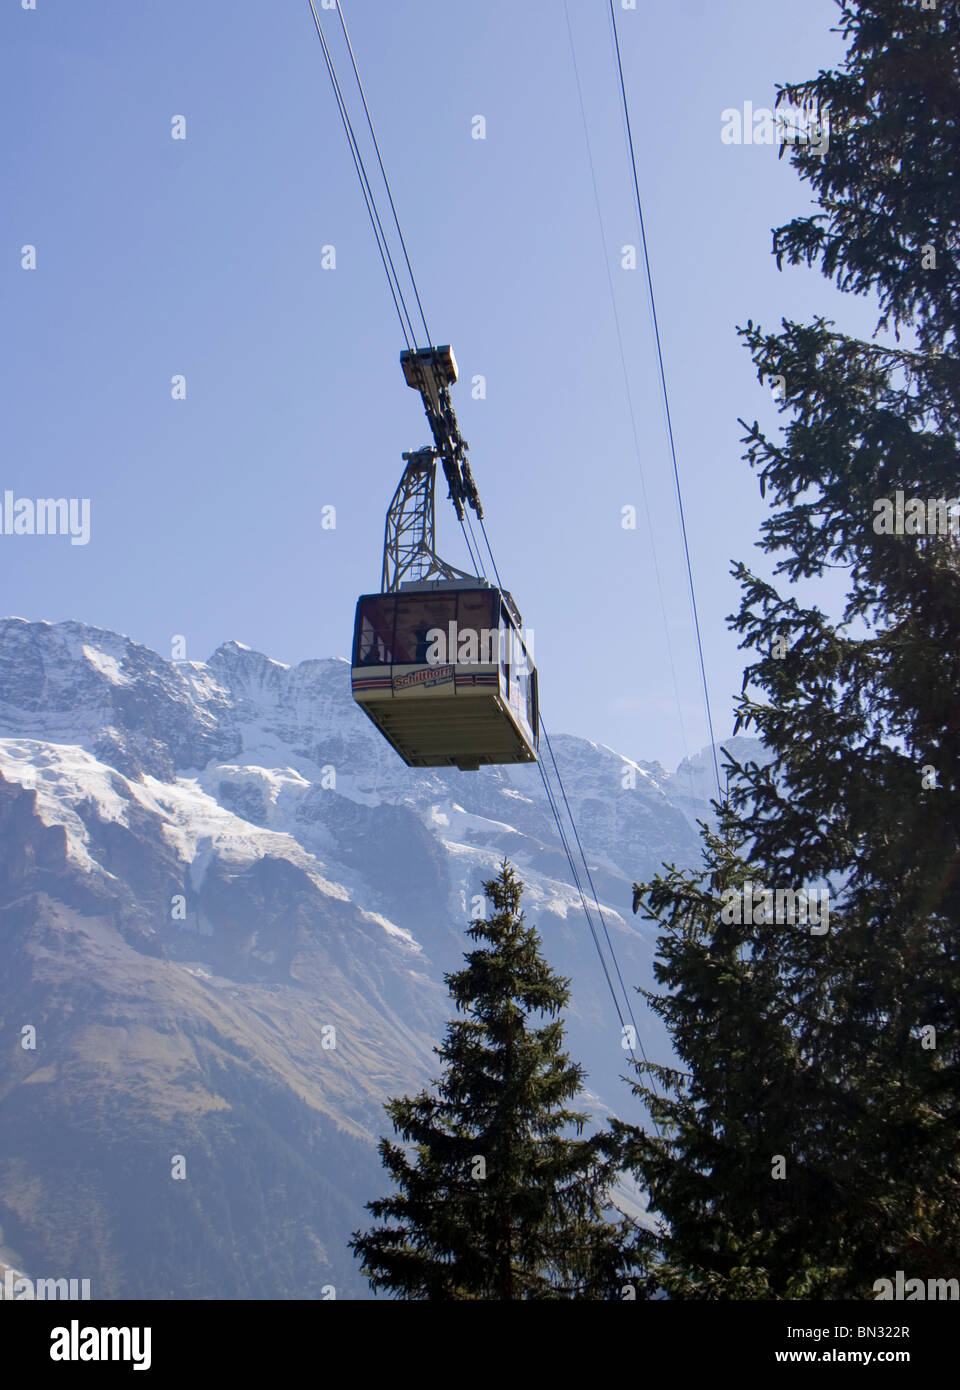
0 617 753 1298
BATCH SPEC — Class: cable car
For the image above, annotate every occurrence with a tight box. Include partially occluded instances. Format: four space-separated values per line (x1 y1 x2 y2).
352 578 538 771
350 345 539 771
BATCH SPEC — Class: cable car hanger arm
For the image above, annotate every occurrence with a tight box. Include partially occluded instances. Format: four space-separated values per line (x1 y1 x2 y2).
401 345 483 523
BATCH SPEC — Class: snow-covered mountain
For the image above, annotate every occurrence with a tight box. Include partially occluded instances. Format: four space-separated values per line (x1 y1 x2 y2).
0 617 754 1298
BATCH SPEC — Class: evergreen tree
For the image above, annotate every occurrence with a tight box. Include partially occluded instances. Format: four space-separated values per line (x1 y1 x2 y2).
618 0 960 1297
616 805 866 1299
350 861 631 1299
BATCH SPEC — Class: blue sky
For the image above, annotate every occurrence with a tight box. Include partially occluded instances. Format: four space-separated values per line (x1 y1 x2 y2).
1 0 878 769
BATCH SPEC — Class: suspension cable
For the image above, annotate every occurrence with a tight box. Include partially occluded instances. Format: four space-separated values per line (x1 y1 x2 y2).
308 0 662 1104
537 753 625 1030
334 0 434 350
309 0 499 580
466 514 487 580
607 0 723 802
307 0 418 349
537 720 660 1123
542 720 648 1067
478 517 505 592
461 512 486 580
472 484 657 1111
563 0 694 801
476 500 659 1113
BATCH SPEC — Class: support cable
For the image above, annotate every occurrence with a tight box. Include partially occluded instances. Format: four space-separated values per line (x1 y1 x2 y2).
537 754 625 1033
478 518 505 592
308 1 660 1102
462 428 658 1112
334 0 434 349
460 513 485 580
607 0 723 802
538 720 660 1125
563 0 693 794
464 512 487 580
542 717 648 1073
307 0 418 349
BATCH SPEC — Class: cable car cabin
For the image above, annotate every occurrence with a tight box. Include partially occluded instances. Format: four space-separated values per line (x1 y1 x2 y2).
351 579 538 771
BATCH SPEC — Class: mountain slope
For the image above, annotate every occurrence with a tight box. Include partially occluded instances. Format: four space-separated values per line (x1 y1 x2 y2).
0 617 752 1298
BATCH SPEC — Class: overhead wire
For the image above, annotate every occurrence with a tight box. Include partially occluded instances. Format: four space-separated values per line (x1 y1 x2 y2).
538 717 661 1120
562 0 694 794
310 0 489 586
306 0 659 1118
607 0 724 803
478 518 505 592
536 748 625 1027
461 528 660 1107
307 0 418 350
462 512 486 580
543 722 649 1070
333 0 435 349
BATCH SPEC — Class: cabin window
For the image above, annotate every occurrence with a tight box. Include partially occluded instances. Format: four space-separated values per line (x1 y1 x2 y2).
501 603 533 697
513 644 536 733
355 595 396 665
500 610 512 695
456 590 499 664
393 594 457 665
514 652 528 714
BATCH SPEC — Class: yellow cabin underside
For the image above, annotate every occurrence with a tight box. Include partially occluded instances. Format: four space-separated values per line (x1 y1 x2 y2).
351 669 537 770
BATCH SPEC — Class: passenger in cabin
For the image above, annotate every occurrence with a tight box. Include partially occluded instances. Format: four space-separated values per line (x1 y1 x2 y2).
360 630 390 665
